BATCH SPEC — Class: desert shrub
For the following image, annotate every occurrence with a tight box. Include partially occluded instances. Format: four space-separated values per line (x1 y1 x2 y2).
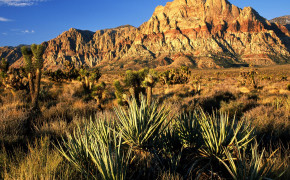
243 104 290 146
44 69 66 82
220 96 258 118
196 91 236 113
158 171 183 180
0 100 29 140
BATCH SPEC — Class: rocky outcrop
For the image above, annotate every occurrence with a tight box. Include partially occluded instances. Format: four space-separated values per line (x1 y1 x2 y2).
270 15 290 30
1 0 290 70
135 0 290 67
0 46 22 66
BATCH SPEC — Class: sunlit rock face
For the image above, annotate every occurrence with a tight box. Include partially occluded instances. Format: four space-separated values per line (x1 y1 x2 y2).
1 0 290 70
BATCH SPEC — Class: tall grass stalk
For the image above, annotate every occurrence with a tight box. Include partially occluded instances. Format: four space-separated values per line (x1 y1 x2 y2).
1 137 67 180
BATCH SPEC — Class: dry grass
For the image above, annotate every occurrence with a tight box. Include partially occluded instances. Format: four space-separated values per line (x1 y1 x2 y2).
0 137 79 180
0 64 289 179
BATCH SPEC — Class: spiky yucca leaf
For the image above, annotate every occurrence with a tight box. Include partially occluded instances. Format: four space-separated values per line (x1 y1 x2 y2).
175 111 202 148
198 111 254 160
31 44 44 69
57 118 131 180
219 142 285 180
115 95 170 151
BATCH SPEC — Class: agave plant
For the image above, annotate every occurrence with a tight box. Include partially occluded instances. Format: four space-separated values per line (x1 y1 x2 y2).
219 142 285 180
115 95 170 152
198 111 254 160
57 118 131 180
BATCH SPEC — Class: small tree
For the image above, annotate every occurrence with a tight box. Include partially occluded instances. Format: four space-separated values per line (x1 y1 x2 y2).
79 67 101 91
114 80 126 106
143 69 158 105
240 69 258 89
159 66 191 86
0 58 9 83
91 81 107 110
63 60 78 80
114 68 149 105
21 44 45 111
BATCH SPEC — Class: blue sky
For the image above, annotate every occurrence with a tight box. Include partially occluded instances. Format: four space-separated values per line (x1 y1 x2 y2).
0 0 289 47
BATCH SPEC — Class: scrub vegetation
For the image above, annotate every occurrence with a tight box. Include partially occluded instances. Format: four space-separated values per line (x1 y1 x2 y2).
0 50 289 179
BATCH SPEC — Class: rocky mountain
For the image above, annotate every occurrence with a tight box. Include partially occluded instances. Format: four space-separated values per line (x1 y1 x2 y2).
1 0 290 70
270 15 290 30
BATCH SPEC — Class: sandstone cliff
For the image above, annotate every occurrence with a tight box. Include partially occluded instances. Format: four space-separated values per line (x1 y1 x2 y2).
1 0 290 70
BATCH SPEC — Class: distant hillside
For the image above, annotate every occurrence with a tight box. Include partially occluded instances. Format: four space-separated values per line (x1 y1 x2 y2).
270 15 290 30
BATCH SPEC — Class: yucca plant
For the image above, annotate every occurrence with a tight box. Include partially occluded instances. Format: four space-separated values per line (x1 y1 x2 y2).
21 44 45 111
143 69 158 105
198 111 254 160
57 118 131 180
219 142 286 180
115 95 170 152
175 111 202 149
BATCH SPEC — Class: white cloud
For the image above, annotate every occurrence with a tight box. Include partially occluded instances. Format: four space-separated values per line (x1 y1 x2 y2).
2 32 8 35
21 29 35 34
0 0 47 7
0 17 12 22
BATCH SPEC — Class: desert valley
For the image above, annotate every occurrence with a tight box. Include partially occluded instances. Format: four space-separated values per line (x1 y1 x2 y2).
0 0 289 179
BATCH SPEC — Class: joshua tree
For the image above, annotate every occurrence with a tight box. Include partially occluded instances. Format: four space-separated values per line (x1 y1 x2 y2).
114 68 149 105
0 58 8 83
79 67 101 91
143 69 158 105
114 80 126 106
0 58 29 93
124 68 148 104
63 60 78 80
159 66 191 86
240 69 258 89
91 81 107 110
0 58 8 72
21 44 45 111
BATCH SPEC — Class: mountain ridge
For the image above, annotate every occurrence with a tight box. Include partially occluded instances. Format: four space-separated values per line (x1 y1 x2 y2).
270 15 290 31
1 0 290 70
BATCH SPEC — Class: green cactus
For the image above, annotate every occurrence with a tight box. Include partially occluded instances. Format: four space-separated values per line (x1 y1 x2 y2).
21 44 45 111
